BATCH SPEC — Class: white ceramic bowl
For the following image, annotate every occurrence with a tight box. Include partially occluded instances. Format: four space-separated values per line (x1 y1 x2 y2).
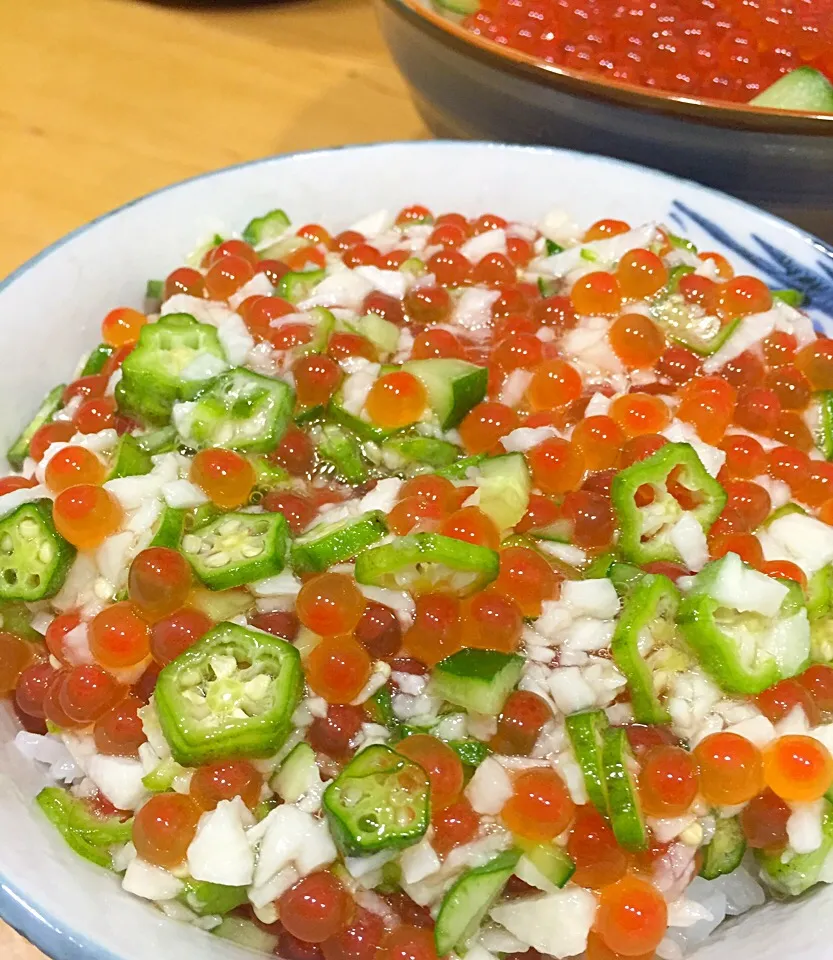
2 142 833 960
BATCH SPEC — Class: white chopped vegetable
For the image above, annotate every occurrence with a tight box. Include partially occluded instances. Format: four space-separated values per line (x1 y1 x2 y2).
299 269 373 311
709 551 788 618
787 799 825 854
649 814 697 844
14 732 84 783
537 541 586 566
548 660 626 714
62 622 92 666
536 224 657 278
122 859 183 901
216 314 255 366
725 714 777 748
514 855 562 894
180 353 229 382
251 804 337 888
669 512 709 572
499 370 533 409
160 294 239 328
348 209 393 238
766 513 833 575
359 477 403 514
702 307 781 373
583 391 613 417
400 839 441 884
460 228 507 262
251 571 302 598
95 532 137 591
500 426 558 453
489 887 597 958
162 478 209 508
248 865 299 910
661 422 726 478
561 579 620 619
351 661 392 705
357 585 415 627
187 798 255 886
354 265 408 300
452 287 501 332
228 272 274 309
465 756 514 814
0 483 51 518
341 360 382 415
87 754 149 811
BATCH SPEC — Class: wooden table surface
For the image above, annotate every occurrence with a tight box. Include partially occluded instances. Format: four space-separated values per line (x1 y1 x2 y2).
0 0 421 956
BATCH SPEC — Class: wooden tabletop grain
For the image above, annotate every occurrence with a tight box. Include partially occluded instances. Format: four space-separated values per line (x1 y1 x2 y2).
0 0 421 955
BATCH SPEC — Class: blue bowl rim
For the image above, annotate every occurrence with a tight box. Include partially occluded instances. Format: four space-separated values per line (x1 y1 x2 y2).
378 0 833 134
0 140 830 960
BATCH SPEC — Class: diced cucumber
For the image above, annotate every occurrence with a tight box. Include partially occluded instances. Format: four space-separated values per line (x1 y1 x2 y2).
545 239 564 255
175 367 294 454
180 879 248 917
348 313 400 358
214 917 279 953
431 649 523 715
762 502 806 527
447 738 491 768
812 392 833 460
145 279 164 310
758 801 833 896
149 506 186 549
291 510 388 575
751 67 833 113
295 307 336 358
565 710 609 814
107 434 153 480
603 727 647 851
651 296 740 356
808 565 833 621
0 600 42 641
772 289 805 308
434 849 520 956
135 425 178 456
402 358 488 429
272 741 319 803
699 816 746 881
188 585 255 622
438 453 486 480
6 384 65 470
474 453 531 531
81 343 115 377
355 533 499 596
142 757 185 792
251 456 290 495
516 841 575 890
583 552 615 580
316 422 369 484
276 268 327 304
242 208 291 248
381 433 462 470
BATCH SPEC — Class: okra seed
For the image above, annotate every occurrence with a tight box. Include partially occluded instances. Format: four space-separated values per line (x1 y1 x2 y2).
182 535 202 555
240 542 264 558
205 551 231 568
0 535 13 554
38 542 55 564
18 519 40 539
219 519 243 536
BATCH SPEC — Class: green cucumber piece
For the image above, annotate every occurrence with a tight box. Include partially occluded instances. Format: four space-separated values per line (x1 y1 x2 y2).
135 425 178 456
251 456 290 495
431 649 523 715
150 506 186 549
758 801 833 896
316 422 369 484
812 392 833 460
402 358 488 429
437 453 487 480
751 67 833 113
189 585 255 622
145 279 164 309
348 313 400 358
516 841 575 889
699 816 746 881
382 434 462 470
276 268 327 304
583 552 615 580
182 511 289 590
81 344 115 377
180 879 248 917
652 296 740 356
6 384 65 470
176 367 294 454
474 453 531 531
447 738 491 768
355 533 498 596
272 742 318 803
215 918 279 953
107 434 153 480
295 307 336 359
603 727 647 852
772 289 805 308
291 510 388 575
242 208 291 248
0 600 42 641
434 850 520 956
565 710 609 814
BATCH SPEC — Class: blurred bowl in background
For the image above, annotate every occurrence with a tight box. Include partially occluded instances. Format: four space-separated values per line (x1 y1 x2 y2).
376 0 833 241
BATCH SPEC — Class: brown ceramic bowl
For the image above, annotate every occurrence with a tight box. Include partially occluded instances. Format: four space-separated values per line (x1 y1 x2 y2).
376 0 833 240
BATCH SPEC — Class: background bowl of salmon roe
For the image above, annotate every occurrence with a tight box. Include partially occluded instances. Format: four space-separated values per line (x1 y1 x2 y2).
2 141 833 960
375 0 833 240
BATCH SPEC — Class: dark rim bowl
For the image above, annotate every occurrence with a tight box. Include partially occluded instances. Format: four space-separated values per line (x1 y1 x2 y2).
381 0 833 134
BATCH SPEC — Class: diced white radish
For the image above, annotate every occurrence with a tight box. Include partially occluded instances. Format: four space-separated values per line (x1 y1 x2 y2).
187 798 255 886
360 478 403 514
452 288 501 332
725 715 777 748
499 370 533 409
514 855 562 894
661 423 725 478
787 800 825 854
400 839 441 884
251 571 303 598
180 353 229 382
341 361 382 415
669 512 709 572
300 270 373 311
465 756 514 814
536 224 657 278
357 585 415 628
561 579 620 620
217 314 255 366
348 209 393 238
767 513 833 574
248 865 299 910
251 804 336 888
709 552 788 617
702 308 780 373
354 265 408 300
490 888 597 958
161 479 209 508
0 483 51 517
460 229 507 262
228 272 275 309
122 858 183 901
87 754 148 811
501 426 558 453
